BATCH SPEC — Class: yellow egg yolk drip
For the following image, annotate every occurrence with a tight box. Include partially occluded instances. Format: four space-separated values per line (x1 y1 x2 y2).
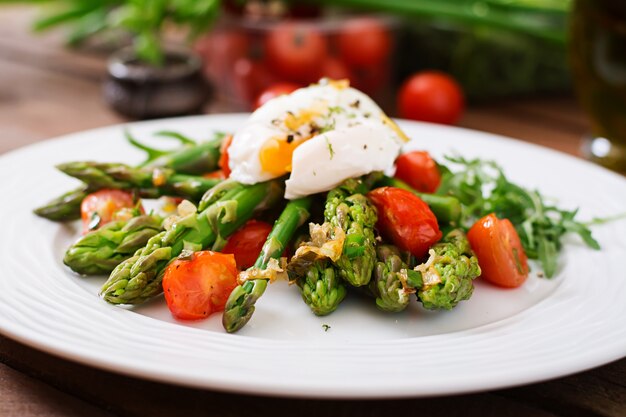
259 106 326 176
259 136 301 175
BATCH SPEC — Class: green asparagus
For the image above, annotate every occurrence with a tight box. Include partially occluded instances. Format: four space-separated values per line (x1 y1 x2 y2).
56 161 222 202
64 214 163 275
296 259 347 316
416 229 481 310
285 177 378 316
100 180 283 305
369 245 421 313
222 198 313 333
325 178 378 287
34 132 224 221
33 185 91 222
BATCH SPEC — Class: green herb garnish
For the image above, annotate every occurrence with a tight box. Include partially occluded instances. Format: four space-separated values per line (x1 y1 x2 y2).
438 155 601 278
325 137 335 160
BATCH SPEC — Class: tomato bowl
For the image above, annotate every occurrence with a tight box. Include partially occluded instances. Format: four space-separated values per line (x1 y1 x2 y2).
194 13 398 110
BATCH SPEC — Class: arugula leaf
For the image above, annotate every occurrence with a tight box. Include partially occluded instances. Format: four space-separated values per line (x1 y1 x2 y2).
438 156 601 278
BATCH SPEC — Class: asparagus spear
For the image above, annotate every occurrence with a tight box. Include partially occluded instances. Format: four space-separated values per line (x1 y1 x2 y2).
64 214 163 275
34 133 224 221
416 229 481 310
369 245 422 313
56 162 222 202
100 180 283 305
66 179 242 277
222 198 312 333
286 176 378 316
296 259 347 316
325 178 378 287
33 185 91 222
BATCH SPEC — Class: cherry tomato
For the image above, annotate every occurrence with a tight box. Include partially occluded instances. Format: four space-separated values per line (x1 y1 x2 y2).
80 189 138 234
338 18 391 67
467 214 529 288
394 151 442 193
162 251 238 320
254 82 301 110
367 187 442 258
218 134 233 178
398 71 464 125
265 22 328 83
221 219 273 270
319 57 353 82
233 58 276 105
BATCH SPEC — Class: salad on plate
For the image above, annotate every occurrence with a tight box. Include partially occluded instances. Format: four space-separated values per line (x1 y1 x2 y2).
35 79 600 333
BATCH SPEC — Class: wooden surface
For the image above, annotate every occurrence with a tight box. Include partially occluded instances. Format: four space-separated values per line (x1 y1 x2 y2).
2 5 625 417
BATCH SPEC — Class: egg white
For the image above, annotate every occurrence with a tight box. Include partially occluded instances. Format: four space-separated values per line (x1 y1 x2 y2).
228 81 404 198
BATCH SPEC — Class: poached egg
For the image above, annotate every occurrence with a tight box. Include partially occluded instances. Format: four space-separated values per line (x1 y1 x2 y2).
228 79 407 199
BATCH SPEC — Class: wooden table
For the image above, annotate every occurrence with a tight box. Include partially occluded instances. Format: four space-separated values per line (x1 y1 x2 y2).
2 6 626 417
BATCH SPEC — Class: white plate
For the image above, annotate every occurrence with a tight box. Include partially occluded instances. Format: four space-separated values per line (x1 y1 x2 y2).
1 114 625 399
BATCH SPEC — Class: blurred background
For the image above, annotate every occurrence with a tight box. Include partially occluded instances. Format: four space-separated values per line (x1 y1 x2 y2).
1 0 624 172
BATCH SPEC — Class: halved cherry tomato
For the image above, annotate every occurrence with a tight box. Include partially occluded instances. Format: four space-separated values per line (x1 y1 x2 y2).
467 213 529 288
394 151 441 193
80 189 139 234
218 134 233 178
162 251 238 320
265 22 328 83
367 187 442 258
398 71 464 125
337 18 391 67
221 219 273 270
254 82 301 110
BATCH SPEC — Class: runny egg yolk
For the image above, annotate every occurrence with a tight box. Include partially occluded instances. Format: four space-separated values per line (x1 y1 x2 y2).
259 136 300 176
259 106 325 176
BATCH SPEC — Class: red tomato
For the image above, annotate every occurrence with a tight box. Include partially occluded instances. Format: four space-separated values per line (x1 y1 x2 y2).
319 57 353 82
394 151 442 193
80 189 138 234
467 214 529 288
221 219 273 270
398 71 465 125
254 82 301 109
265 22 328 83
367 187 442 258
218 134 233 177
338 18 391 67
162 251 238 320
233 58 276 104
